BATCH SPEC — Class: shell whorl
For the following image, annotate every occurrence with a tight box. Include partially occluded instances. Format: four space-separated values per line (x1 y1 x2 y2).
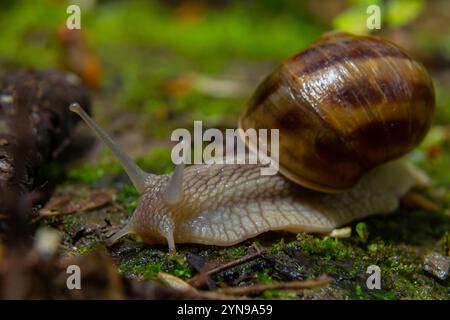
240 32 435 193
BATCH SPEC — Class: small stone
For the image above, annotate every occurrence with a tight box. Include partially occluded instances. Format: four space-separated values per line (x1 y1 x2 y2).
34 227 62 260
65 72 81 85
423 252 450 280
329 227 352 238
0 94 13 104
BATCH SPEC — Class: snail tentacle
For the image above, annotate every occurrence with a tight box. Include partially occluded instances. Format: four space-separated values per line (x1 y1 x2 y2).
106 220 134 245
69 103 151 193
163 163 185 205
163 140 188 205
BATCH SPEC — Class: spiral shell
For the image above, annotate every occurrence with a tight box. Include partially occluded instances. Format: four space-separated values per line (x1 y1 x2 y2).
240 32 435 193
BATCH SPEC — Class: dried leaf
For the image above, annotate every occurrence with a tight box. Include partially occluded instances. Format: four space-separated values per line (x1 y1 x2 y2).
40 190 112 216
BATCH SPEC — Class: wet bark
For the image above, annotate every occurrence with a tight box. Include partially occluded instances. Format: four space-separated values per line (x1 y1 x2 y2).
0 69 91 196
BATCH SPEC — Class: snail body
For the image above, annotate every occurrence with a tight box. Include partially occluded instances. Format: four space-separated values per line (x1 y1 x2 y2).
70 32 435 252
129 160 426 248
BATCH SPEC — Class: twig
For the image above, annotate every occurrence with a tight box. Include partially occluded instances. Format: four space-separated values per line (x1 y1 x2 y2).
157 271 244 300
189 243 263 288
160 271 331 299
220 275 332 296
401 191 439 212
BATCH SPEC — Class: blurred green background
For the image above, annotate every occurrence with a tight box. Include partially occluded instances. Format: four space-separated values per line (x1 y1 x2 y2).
0 0 449 192
0 0 448 300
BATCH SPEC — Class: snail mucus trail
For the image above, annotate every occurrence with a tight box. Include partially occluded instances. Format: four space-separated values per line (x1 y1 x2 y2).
69 32 435 253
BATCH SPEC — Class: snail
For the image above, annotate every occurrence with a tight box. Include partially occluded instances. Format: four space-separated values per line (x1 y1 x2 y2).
70 32 435 253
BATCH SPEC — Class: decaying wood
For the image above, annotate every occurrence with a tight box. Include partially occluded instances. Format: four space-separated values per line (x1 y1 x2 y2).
0 70 91 298
0 69 91 201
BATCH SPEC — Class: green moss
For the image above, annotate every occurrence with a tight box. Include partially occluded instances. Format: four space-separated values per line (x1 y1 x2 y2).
354 285 365 300
168 253 193 278
256 268 273 284
66 146 173 185
226 246 247 259
215 245 248 260
110 211 448 299
263 290 297 299
78 241 98 255
271 239 286 254
67 163 111 184
385 256 419 274
0 1 61 68
118 249 193 280
117 184 140 213
371 291 398 300
352 285 398 300
67 149 122 184
367 243 381 253
136 147 173 175
66 145 173 187
296 234 352 261
120 259 165 279
90 1 323 62
61 215 83 235
355 222 369 242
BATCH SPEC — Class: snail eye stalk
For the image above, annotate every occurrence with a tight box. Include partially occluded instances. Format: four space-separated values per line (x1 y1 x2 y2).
69 102 149 193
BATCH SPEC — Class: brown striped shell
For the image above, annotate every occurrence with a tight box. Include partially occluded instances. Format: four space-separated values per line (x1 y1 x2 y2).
239 32 435 193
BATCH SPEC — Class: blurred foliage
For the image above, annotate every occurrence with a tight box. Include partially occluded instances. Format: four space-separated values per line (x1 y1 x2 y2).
0 0 447 300
67 149 122 184
355 222 369 243
136 146 173 174
117 184 140 213
333 0 382 34
0 0 447 190
333 0 425 33
385 0 425 27
0 0 323 67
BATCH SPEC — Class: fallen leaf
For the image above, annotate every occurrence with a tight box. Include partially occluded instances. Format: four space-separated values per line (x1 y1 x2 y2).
40 190 113 217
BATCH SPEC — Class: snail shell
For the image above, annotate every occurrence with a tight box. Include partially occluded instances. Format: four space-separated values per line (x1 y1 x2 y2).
240 32 435 193
70 32 435 252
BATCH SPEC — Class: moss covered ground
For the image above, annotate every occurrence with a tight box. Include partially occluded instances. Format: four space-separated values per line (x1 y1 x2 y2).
0 0 449 299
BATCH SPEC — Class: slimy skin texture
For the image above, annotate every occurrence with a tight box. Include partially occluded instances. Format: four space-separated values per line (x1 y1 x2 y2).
129 160 426 250
69 32 434 253
71 103 427 252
